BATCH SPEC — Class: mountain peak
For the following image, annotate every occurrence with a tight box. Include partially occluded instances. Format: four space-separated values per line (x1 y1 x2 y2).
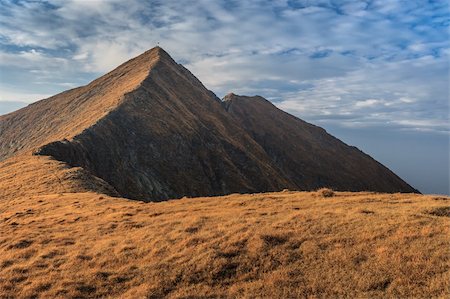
112 46 175 75
222 93 274 109
223 92 238 101
0 46 180 162
140 46 173 62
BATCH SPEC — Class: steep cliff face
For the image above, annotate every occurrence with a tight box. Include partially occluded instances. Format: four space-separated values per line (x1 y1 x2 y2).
222 94 418 193
0 47 418 201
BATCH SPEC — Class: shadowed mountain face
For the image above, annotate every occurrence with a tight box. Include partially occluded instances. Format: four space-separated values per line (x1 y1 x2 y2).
0 47 418 201
222 94 418 193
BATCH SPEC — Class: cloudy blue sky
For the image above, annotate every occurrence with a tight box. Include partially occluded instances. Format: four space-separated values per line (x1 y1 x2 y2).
0 0 448 194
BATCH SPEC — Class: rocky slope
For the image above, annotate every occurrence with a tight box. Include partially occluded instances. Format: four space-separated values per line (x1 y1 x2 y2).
223 94 417 193
0 47 418 201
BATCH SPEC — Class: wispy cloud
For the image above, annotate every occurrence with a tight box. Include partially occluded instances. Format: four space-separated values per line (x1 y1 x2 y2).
0 0 448 134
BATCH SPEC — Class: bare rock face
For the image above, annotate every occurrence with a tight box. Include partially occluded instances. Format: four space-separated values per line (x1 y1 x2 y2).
0 47 418 201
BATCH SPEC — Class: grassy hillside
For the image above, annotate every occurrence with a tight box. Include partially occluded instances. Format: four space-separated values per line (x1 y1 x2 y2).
1 190 448 298
0 155 118 199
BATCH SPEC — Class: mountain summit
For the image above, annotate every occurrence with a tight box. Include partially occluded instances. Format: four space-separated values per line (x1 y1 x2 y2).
0 47 418 201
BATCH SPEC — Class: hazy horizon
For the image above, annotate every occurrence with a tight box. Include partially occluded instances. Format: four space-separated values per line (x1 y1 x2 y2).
1 0 448 194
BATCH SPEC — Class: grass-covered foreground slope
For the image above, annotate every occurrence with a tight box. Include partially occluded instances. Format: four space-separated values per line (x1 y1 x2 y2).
0 191 448 298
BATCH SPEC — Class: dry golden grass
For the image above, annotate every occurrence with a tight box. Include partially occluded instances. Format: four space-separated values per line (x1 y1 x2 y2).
1 191 448 298
0 155 118 199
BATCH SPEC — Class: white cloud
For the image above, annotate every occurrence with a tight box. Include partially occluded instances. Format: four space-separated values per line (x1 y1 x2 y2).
354 99 383 108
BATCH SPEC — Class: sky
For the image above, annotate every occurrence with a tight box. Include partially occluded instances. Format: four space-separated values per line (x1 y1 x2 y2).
0 0 449 194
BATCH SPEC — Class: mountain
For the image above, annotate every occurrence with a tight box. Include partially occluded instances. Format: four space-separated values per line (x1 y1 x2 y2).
0 47 418 201
222 94 417 193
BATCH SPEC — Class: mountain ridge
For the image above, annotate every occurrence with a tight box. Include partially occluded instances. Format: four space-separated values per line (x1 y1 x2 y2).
0 47 419 201
222 93 418 193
